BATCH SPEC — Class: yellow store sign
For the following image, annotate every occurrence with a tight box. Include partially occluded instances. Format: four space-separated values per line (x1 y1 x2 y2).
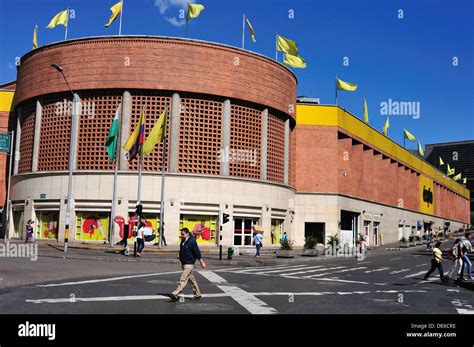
419 175 434 215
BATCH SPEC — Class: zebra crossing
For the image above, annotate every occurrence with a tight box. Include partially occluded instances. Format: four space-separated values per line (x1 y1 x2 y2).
217 263 435 284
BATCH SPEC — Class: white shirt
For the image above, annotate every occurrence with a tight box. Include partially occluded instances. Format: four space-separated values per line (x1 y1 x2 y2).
254 233 263 245
137 227 145 240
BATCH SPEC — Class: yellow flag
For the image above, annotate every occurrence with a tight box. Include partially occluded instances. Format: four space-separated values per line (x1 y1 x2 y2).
363 98 369 123
383 117 389 136
453 173 462 181
187 3 205 20
277 35 298 56
439 157 444 166
33 25 38 49
404 129 416 142
336 78 357 91
105 1 123 28
246 18 256 43
283 53 306 68
418 141 424 156
143 108 167 156
447 164 455 176
46 9 69 29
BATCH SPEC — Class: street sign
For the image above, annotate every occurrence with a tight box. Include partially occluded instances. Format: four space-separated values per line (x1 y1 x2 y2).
0 133 11 154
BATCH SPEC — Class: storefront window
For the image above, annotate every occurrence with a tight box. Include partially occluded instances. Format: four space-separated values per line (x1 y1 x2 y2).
75 212 110 242
36 211 59 240
128 214 159 242
180 215 217 244
271 219 284 245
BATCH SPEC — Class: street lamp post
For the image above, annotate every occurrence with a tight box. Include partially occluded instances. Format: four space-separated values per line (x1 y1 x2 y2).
51 64 79 253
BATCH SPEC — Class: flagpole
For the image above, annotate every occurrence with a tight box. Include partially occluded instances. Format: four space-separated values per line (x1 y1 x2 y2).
119 0 124 35
185 3 189 36
335 75 338 105
275 33 278 61
110 104 122 248
158 108 169 249
242 14 245 49
64 8 69 40
137 114 143 205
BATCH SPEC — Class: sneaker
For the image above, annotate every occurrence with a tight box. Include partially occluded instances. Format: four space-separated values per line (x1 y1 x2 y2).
194 295 202 301
168 293 179 302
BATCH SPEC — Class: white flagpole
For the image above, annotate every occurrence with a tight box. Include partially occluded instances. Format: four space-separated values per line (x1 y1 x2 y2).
275 33 278 61
335 75 338 105
110 104 122 247
242 14 245 49
119 0 124 36
64 8 69 40
158 108 169 249
137 111 144 205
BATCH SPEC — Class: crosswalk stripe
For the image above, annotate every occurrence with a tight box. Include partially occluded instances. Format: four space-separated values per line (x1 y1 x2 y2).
389 269 410 274
305 267 367 278
364 267 390 274
281 266 328 276
232 264 309 274
402 271 426 279
253 265 317 275
302 266 348 278
262 265 326 276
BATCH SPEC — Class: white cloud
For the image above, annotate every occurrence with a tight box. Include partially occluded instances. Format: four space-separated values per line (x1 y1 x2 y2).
154 0 195 15
165 17 186 27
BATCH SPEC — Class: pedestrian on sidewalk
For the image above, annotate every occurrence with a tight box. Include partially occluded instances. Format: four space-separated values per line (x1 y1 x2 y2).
136 222 145 257
426 232 433 250
169 228 206 302
254 231 263 257
446 239 463 279
25 219 34 243
459 232 472 281
423 241 446 282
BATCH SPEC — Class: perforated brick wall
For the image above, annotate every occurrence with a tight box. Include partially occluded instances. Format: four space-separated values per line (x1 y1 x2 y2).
229 103 261 179
128 93 171 172
77 92 122 171
267 113 285 183
37 94 71 172
178 95 223 175
17 102 35 174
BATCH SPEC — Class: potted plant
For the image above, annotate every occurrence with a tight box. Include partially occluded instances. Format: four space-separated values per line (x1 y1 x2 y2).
400 236 409 248
302 235 318 256
415 236 421 245
276 238 294 258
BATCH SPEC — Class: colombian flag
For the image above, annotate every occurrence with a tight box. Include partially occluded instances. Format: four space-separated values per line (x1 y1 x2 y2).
123 107 145 161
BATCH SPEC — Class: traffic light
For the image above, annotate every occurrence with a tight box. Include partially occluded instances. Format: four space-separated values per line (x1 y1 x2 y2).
222 213 230 224
135 204 143 218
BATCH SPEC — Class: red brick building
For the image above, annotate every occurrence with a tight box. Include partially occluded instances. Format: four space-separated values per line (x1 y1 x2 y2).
2 36 470 247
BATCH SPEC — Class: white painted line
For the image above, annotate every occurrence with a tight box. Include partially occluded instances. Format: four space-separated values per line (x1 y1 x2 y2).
302 266 347 278
199 271 277 314
364 267 390 274
274 266 326 276
305 267 366 278
218 264 300 272
232 264 309 274
373 283 389 286
416 263 428 267
36 271 182 288
456 308 474 314
447 289 460 293
402 271 426 279
243 265 314 275
309 277 370 285
389 269 411 274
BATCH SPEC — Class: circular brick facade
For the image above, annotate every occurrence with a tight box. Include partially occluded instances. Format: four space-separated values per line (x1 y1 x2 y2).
14 36 296 185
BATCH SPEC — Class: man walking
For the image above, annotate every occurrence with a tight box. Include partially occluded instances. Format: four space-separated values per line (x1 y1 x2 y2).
169 228 206 302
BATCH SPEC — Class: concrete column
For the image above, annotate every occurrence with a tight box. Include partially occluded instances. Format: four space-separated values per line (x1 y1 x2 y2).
23 199 36 241
13 108 21 175
220 202 233 248
113 195 129 244
31 99 42 172
58 196 75 242
120 91 132 171
221 100 231 176
71 94 81 170
284 119 290 185
169 93 181 172
261 206 272 246
164 197 181 246
260 109 268 180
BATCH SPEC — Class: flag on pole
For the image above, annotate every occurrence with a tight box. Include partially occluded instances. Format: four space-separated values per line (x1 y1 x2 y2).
104 1 123 28
463 177 467 184
404 129 416 142
418 141 424 157
383 116 389 136
453 173 462 181
46 9 69 29
336 78 357 91
123 107 146 161
363 98 369 123
439 157 444 166
187 3 205 20
33 25 38 49
105 104 121 162
276 35 298 56
143 108 167 156
447 163 455 176
283 53 306 68
246 17 256 43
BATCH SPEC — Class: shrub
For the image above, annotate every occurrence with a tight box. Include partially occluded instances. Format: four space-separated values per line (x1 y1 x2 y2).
304 235 317 249
327 234 340 246
280 238 293 250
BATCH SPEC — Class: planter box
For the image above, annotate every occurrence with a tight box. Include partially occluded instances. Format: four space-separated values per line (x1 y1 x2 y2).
276 250 294 258
399 242 410 248
302 249 318 257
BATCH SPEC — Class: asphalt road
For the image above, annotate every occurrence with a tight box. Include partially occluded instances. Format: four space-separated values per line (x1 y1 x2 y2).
1 243 473 315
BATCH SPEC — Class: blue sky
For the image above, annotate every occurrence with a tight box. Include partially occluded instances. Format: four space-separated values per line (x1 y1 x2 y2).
0 0 473 147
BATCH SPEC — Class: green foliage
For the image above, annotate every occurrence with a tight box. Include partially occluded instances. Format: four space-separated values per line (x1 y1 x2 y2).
326 234 340 246
304 235 317 249
280 238 293 250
